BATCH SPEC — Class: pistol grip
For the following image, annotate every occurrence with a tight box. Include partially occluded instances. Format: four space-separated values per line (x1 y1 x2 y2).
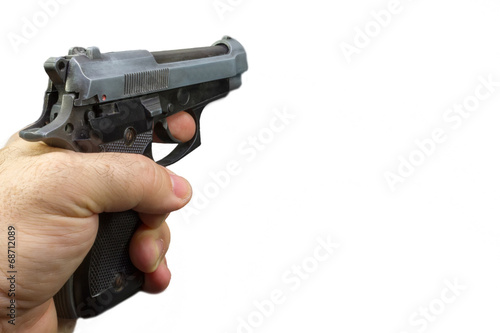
54 131 154 318
55 211 144 318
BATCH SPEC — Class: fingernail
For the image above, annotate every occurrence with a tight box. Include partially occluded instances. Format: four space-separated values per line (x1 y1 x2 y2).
170 173 191 199
155 238 165 268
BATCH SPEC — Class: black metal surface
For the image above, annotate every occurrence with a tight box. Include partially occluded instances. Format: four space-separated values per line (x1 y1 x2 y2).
152 44 228 64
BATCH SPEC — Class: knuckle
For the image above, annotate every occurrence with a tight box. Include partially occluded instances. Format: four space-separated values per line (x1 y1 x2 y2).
35 151 81 187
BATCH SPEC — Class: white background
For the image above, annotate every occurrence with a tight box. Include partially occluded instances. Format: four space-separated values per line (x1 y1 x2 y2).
1 0 500 332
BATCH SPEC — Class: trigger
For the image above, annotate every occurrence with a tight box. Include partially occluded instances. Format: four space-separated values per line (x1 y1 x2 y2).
154 118 182 144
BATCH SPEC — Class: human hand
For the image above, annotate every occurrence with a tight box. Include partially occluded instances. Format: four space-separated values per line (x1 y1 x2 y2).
0 112 195 332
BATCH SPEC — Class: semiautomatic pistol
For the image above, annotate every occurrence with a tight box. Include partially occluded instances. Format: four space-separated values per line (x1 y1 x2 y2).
19 36 247 318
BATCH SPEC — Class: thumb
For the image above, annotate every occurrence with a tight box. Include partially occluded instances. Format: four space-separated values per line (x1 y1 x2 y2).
17 146 192 219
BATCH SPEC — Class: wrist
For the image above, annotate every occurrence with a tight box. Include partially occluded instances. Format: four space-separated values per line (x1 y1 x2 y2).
0 299 57 333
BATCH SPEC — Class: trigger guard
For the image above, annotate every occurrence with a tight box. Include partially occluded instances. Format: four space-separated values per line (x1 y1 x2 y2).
155 107 204 167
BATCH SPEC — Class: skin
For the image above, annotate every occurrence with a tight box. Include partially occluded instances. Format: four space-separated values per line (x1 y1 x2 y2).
0 112 196 332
